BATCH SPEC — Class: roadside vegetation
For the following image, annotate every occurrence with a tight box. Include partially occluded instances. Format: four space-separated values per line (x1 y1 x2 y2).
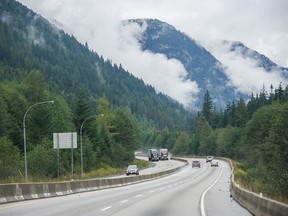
1 72 287 203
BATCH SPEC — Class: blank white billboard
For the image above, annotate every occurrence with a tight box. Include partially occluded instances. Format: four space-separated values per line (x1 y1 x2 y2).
53 132 77 149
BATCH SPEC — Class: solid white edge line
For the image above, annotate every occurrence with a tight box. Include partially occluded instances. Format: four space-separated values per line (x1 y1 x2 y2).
200 162 224 216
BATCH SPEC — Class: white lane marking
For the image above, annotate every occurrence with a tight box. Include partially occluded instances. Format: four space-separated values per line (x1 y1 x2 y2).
120 200 128 203
136 194 143 198
149 190 154 193
200 162 224 216
101 206 112 211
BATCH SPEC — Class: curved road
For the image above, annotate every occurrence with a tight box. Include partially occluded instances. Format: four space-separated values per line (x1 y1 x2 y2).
0 158 251 216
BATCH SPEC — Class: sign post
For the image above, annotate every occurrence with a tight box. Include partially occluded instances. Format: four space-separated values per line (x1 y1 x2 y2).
53 132 77 178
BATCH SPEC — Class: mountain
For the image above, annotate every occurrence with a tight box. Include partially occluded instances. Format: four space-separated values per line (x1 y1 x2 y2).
124 19 288 109
124 19 241 109
0 0 192 130
224 40 288 77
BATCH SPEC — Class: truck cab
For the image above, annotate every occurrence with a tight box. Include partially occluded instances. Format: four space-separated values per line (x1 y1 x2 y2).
159 148 169 160
148 149 159 161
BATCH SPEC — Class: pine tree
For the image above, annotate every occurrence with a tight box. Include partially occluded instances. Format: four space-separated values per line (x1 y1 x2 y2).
73 89 92 132
234 98 247 127
202 90 213 123
275 82 284 101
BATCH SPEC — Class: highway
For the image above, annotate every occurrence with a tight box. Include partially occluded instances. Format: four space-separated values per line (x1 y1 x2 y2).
0 158 252 216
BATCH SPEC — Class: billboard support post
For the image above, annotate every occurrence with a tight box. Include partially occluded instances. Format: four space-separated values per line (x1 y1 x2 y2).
53 132 77 179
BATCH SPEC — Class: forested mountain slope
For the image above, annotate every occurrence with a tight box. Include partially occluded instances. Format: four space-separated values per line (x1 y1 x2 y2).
125 19 288 109
0 0 192 131
125 19 242 109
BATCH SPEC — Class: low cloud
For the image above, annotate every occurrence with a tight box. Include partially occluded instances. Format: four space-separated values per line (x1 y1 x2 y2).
116 21 199 106
205 41 286 94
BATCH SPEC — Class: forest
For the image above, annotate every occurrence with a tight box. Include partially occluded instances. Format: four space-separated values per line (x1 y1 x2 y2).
0 0 287 203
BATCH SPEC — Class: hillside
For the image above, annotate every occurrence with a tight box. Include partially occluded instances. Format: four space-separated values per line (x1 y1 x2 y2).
125 19 288 109
224 40 288 76
0 0 192 130
124 19 241 109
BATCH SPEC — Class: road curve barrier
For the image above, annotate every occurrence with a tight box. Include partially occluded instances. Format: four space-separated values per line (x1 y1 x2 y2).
221 157 288 216
0 158 188 204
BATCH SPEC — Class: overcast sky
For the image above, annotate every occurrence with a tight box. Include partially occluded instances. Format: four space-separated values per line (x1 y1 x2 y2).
18 0 288 106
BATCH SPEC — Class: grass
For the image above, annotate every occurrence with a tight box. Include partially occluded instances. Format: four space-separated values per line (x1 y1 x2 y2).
232 160 288 204
0 158 150 184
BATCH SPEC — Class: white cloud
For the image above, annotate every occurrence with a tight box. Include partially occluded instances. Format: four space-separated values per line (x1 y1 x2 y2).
206 41 287 94
18 0 288 105
115 20 200 106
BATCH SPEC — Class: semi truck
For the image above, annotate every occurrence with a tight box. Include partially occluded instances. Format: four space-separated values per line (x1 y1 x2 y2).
147 149 159 161
159 148 169 160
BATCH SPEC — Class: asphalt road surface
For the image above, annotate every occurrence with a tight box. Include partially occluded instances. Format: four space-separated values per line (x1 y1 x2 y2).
0 158 252 216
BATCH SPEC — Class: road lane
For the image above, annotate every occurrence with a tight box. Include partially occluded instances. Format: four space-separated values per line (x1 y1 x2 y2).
204 160 252 216
0 158 251 216
109 160 216 216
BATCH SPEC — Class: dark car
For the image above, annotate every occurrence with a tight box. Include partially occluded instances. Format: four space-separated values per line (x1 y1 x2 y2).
126 165 139 175
192 160 201 168
206 156 213 162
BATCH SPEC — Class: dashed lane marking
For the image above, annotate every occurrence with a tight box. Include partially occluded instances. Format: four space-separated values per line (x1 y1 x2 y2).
101 206 112 211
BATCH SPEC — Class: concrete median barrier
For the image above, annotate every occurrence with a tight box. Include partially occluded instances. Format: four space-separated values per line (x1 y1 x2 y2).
0 158 188 204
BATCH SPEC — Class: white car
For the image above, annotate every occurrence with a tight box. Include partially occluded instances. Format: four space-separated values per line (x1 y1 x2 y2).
126 165 139 175
211 160 219 167
206 156 213 162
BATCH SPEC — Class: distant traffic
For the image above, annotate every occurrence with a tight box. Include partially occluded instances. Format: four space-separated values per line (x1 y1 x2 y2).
147 148 169 161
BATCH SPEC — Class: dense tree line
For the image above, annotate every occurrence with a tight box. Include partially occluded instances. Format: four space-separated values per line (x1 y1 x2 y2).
138 84 288 202
165 85 288 202
0 71 139 181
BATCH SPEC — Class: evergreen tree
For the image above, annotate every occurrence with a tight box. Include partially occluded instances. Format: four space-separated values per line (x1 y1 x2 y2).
94 96 114 167
73 89 93 132
22 70 46 103
202 90 213 123
228 101 236 126
0 95 9 136
246 93 257 119
27 103 54 145
110 108 139 166
234 98 247 127
275 83 284 101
